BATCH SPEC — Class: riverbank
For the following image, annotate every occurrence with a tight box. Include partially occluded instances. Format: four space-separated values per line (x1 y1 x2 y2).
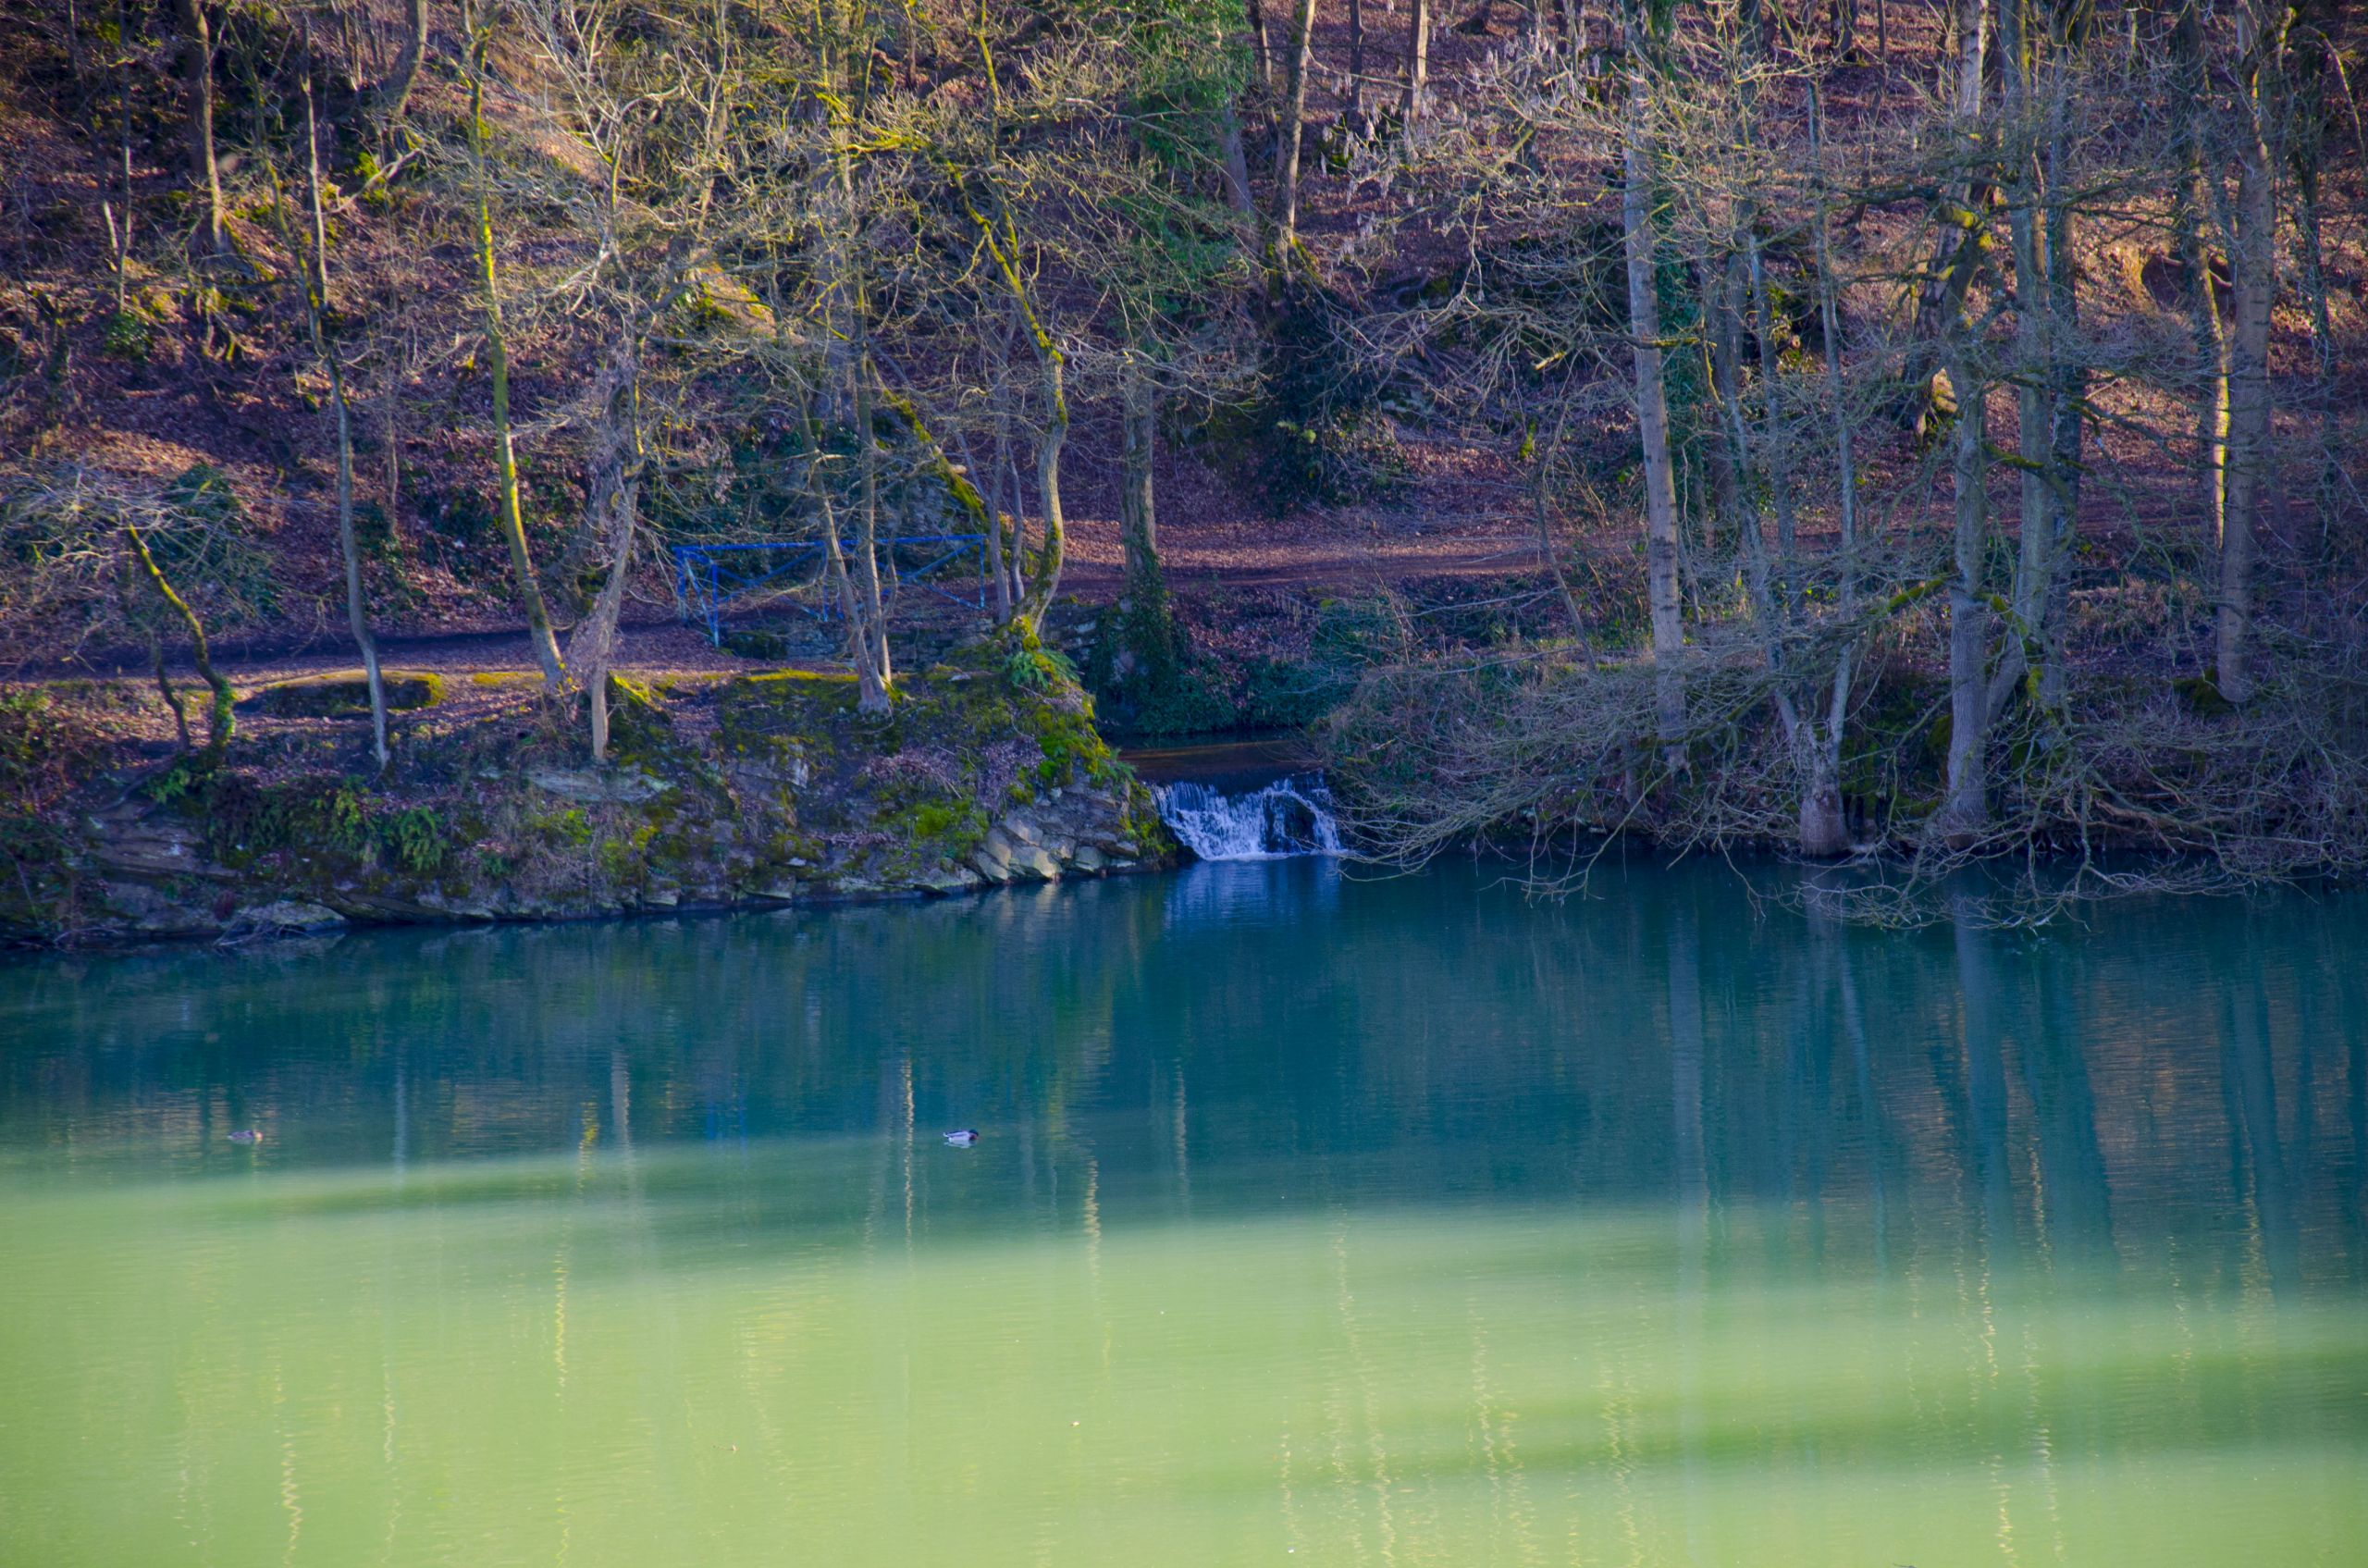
0 636 1178 948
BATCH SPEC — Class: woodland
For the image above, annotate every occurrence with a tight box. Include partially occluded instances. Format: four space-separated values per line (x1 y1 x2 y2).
2 0 2365 921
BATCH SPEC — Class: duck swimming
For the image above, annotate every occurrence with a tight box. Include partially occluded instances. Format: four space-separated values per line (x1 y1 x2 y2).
228 1129 263 1144
943 1130 979 1147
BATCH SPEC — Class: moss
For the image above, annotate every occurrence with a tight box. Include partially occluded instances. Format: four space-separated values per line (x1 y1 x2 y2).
6 619 1175 945
882 797 990 865
247 670 446 718
579 674 675 763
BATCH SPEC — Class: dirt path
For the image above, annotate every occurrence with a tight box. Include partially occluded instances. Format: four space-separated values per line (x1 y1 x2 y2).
17 528 1551 685
1059 536 1543 592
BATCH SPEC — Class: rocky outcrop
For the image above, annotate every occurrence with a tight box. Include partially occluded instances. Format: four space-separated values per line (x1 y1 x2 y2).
6 644 1178 947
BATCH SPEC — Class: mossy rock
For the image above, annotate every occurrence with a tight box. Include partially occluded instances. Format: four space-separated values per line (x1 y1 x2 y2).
245 671 445 718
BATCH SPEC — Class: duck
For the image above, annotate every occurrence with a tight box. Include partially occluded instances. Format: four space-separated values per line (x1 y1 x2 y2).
228 1129 263 1144
942 1129 979 1147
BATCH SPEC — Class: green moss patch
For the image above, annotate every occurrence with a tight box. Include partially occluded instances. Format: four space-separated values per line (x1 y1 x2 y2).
246 671 446 718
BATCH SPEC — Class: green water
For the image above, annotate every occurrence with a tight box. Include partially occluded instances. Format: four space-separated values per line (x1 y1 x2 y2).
2 860 2363 1567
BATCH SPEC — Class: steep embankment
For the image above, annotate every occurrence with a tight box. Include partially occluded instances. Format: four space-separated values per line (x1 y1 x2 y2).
0 638 1176 946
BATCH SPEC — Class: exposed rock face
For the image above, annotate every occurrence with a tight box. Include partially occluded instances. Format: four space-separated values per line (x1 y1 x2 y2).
223 899 346 937
6 648 1178 948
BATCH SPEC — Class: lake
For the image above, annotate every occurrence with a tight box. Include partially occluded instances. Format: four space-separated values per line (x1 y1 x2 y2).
1 857 2363 1566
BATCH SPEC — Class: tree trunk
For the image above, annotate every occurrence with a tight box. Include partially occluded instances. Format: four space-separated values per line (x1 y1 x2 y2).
148 629 191 751
376 0 428 125
175 0 228 253
814 470 893 714
2170 0 2227 553
808 352 892 714
2037 16 2082 711
1807 80 1857 857
1746 227 1799 600
302 53 388 768
820 113 896 713
1275 0 1318 242
1120 358 1163 595
127 526 235 757
2286 0 2340 529
984 354 1016 623
852 340 895 705
1950 0 1986 118
466 6 567 689
1403 0 1431 124
1348 0 1366 124
2219 109 2273 704
1218 107 1258 221
565 344 642 761
2292 159 2337 530
966 197 1069 634
1118 353 1180 684
1798 736 1848 857
1698 246 1745 554
1940 346 1991 845
1620 21 1685 771
1995 0 2058 712
1018 336 1068 631
1909 0 1988 367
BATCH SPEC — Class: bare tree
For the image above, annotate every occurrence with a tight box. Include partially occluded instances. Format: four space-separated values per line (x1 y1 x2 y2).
2217 0 2282 704
277 25 390 767
2168 0 2228 553
462 0 567 688
1617 1 1686 771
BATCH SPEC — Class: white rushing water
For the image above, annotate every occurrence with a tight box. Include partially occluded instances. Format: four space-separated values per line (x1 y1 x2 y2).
1153 775 1343 861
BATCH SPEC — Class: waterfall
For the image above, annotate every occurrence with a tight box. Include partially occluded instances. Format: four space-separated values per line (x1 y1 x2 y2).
1154 775 1343 861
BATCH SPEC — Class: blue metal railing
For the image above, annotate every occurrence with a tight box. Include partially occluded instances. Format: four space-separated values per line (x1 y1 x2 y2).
672 534 989 645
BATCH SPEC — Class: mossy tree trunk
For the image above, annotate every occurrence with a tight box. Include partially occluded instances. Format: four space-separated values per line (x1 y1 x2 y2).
126 526 234 758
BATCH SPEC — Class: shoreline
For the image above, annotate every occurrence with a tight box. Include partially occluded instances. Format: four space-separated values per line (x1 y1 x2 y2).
0 647 1182 953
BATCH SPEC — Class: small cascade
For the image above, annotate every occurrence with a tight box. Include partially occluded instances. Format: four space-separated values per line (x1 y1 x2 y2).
1154 774 1343 861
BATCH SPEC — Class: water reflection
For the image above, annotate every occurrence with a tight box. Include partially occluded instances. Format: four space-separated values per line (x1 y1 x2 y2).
1 859 2363 1567
4 862 2366 1284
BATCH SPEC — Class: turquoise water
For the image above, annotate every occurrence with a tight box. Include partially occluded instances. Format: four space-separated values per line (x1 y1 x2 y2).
1 858 2363 1566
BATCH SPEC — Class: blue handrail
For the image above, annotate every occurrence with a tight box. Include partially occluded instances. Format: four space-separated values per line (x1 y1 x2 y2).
672 535 989 645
